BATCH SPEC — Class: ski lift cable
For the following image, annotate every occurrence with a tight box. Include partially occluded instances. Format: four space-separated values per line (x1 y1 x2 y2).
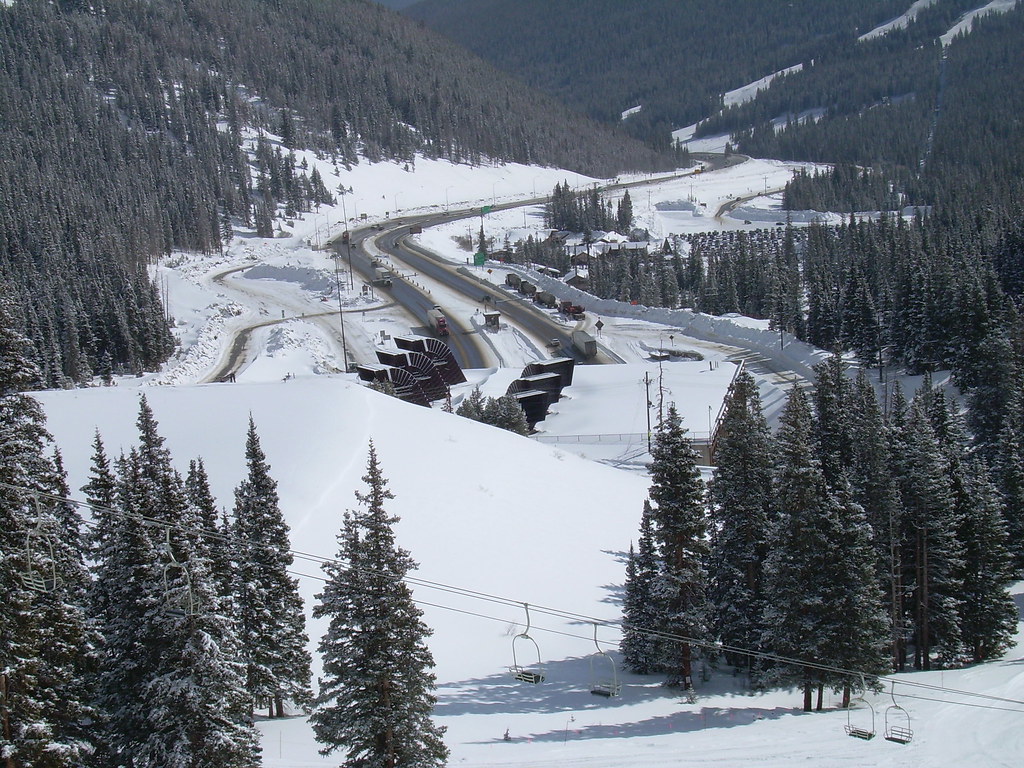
285 567 1024 713
7 481 1024 712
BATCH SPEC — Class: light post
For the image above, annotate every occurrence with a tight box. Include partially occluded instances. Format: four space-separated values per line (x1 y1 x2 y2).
491 181 499 207
445 186 454 212
393 191 403 215
340 192 353 290
333 254 349 373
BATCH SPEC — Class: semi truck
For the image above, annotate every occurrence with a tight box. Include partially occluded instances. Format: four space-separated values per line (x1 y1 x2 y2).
572 330 597 359
373 266 393 286
560 300 586 320
427 306 449 337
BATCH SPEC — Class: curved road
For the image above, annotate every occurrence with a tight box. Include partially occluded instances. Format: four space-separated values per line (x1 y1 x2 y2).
342 159 747 367
205 151 813 384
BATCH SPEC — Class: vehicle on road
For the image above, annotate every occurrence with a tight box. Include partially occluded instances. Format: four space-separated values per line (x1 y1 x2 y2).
572 329 597 358
427 305 449 336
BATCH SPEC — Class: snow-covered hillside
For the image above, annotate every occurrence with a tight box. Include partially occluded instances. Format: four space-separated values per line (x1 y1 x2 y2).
29 140 1024 766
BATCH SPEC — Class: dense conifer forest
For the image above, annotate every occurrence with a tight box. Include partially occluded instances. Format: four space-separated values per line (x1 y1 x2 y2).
0 0 668 387
405 0 914 147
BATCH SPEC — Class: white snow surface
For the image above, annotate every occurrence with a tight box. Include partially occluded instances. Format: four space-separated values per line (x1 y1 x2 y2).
680 0 1018 154
859 0 942 40
30 142 1024 766
723 64 804 108
859 0 1018 44
940 0 1018 45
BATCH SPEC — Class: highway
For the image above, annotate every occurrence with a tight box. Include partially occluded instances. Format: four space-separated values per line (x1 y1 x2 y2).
205 153 751 378
336 160 738 368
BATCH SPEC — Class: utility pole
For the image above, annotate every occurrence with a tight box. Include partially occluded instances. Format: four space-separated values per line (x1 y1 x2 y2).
340 192 354 289
333 254 349 372
644 371 652 452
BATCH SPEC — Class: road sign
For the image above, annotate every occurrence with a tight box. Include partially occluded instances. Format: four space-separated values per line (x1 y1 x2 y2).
481 205 492 215
473 252 486 266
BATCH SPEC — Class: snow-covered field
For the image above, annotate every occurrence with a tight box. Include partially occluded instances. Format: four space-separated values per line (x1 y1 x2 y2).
31 116 1024 766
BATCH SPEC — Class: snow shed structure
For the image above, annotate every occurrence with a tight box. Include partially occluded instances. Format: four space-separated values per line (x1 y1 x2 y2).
394 335 466 385
501 358 576 427
354 363 431 407
356 337 465 408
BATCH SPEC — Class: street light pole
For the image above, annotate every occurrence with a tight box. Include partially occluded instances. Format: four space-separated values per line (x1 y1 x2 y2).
333 254 349 373
340 192 353 289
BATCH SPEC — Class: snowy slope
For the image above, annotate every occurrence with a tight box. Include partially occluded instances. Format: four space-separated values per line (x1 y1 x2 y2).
27 131 1024 766
33 369 1024 768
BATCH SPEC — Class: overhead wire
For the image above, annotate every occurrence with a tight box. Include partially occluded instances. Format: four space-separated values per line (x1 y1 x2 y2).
7 480 1024 713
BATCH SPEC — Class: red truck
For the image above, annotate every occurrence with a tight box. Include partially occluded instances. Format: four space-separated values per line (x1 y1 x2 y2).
427 306 449 336
560 300 586 320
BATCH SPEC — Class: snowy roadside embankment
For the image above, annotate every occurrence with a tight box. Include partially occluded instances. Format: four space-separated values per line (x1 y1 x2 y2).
501 266 829 383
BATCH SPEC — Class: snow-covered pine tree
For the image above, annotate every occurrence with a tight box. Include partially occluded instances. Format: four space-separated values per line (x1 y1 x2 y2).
186 458 234 601
812 350 856 489
82 431 118 552
761 387 861 711
893 400 965 669
94 398 261 767
921 380 1015 665
707 370 774 673
992 406 1024 573
0 296 96 766
142 467 261 768
620 500 660 674
955 458 1017 663
616 189 633 233
820 484 891 708
312 441 448 768
647 403 708 690
482 394 531 434
849 370 905 670
455 386 486 421
233 416 312 717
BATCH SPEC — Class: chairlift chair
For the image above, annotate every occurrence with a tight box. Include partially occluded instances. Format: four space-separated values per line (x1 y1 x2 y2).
510 603 545 684
845 676 877 740
21 495 61 593
884 683 913 744
159 526 198 617
588 623 621 698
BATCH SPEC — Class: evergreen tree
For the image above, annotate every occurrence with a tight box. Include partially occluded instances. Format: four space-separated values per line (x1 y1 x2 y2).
955 459 1017 663
616 190 634 233
647 403 708 690
894 401 965 670
707 371 774 672
620 501 659 674
0 301 95 767
849 371 905 670
94 398 260 767
481 394 531 435
761 387 887 710
992 407 1024 573
311 441 448 768
186 458 234 601
233 416 313 717
456 387 486 422
812 350 855 490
